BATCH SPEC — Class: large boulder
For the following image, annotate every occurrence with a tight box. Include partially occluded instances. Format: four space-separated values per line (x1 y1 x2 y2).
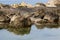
10 15 32 27
46 0 60 7
0 15 10 24
31 9 45 19
35 3 46 7
43 12 59 23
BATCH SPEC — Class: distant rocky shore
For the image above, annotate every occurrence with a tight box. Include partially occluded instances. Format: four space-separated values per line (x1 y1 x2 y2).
0 0 60 28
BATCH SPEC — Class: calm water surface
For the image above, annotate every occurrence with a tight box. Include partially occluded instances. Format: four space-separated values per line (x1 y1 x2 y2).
0 25 60 40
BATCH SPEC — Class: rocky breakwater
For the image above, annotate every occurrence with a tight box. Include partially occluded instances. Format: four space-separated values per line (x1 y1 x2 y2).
0 2 60 28
0 8 32 28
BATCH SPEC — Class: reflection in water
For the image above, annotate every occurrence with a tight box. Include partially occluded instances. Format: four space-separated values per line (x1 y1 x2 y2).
7 27 31 35
0 24 60 40
0 24 31 35
0 24 60 35
36 24 60 29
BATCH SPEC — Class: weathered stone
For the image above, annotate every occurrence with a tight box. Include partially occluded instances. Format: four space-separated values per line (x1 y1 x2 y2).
0 2 60 27
0 15 10 24
46 0 60 7
10 15 32 27
43 12 59 23
35 3 46 7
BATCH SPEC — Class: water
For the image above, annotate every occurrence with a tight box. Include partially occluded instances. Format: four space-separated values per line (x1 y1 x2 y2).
0 25 60 40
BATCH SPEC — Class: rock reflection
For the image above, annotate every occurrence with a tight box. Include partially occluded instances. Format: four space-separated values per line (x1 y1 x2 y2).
7 27 31 35
36 24 60 29
0 24 31 35
0 23 60 35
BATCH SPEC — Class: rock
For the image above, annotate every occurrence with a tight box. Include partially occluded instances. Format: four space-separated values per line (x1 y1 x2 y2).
0 15 10 24
43 12 59 23
0 4 11 8
30 17 42 24
10 15 32 27
35 3 46 7
11 4 19 8
0 2 60 26
11 2 34 8
46 0 60 7
34 9 45 19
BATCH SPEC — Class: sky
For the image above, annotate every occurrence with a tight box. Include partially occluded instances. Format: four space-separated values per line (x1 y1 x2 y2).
0 0 48 5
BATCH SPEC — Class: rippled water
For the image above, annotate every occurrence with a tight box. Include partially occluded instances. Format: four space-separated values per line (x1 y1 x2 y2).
0 25 60 40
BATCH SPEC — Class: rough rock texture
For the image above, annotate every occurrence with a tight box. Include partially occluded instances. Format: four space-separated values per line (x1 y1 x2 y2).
46 0 60 7
48 0 60 4
0 1 60 27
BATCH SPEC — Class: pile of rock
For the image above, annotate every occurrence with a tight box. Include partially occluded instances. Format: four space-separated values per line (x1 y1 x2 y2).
0 0 60 27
